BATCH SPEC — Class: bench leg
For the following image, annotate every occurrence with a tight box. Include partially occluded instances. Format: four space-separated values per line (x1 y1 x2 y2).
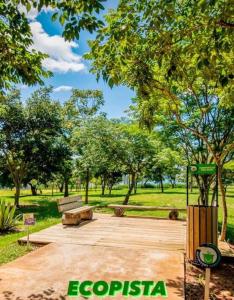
169 209 179 220
114 208 125 217
81 210 93 220
62 214 81 225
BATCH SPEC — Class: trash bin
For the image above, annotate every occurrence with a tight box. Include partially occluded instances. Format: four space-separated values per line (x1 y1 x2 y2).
186 164 218 261
186 205 218 261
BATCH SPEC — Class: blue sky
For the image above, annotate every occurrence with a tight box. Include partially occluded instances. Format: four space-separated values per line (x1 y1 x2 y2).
20 1 135 118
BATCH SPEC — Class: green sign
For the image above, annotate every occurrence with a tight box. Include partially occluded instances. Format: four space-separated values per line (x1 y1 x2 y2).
190 164 216 175
196 244 221 268
68 280 168 298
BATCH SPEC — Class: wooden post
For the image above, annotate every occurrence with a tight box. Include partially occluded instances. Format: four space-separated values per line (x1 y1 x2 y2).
204 268 210 300
27 225 29 250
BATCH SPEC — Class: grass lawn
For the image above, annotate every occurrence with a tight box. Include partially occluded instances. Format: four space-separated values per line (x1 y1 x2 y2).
0 186 233 265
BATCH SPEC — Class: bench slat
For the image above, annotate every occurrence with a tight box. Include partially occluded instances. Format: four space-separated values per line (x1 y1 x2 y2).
108 205 186 211
64 206 95 216
58 202 82 213
57 196 82 205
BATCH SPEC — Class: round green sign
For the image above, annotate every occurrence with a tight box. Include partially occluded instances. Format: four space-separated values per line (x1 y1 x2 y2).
196 243 221 268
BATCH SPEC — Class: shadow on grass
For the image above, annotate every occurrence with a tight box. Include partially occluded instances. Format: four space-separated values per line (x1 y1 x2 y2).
88 193 127 198
16 199 61 221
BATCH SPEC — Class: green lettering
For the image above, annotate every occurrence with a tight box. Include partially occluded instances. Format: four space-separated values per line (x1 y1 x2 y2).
129 281 141 297
67 281 79 296
109 281 123 296
141 281 154 296
79 280 93 297
93 281 109 297
151 281 167 297
123 281 130 296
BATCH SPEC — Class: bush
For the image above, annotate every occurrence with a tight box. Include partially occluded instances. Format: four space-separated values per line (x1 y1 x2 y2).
141 183 156 188
0 200 20 233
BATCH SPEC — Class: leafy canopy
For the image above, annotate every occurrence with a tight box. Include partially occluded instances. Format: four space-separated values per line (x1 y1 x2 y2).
0 0 106 89
86 0 234 107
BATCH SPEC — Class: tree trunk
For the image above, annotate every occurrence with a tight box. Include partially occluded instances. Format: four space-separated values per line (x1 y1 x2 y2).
30 184 37 196
128 174 131 189
101 176 106 196
59 182 64 193
160 175 164 193
14 183 21 207
190 180 193 192
134 180 137 194
123 173 135 205
64 179 69 197
218 163 227 241
85 168 89 204
109 183 114 195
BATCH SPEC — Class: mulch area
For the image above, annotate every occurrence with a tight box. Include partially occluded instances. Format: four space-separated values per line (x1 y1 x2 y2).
185 259 234 299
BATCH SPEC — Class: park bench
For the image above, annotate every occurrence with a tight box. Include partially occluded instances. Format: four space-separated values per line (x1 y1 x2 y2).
57 196 95 225
108 204 186 220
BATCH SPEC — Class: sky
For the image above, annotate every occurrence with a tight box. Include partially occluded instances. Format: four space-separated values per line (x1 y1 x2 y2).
19 1 135 118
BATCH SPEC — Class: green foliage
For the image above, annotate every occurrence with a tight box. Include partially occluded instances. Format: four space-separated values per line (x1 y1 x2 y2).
0 1 50 89
0 87 68 204
64 89 104 130
0 0 105 89
0 200 20 232
15 0 106 41
86 0 233 107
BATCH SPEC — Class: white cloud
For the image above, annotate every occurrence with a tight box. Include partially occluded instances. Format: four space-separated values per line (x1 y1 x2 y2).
18 4 55 20
53 85 73 92
30 21 86 73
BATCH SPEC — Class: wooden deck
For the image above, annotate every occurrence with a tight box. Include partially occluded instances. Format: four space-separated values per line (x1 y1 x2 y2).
19 213 186 252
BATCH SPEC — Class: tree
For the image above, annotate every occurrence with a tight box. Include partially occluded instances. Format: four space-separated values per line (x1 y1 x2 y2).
86 0 234 240
0 87 65 206
72 116 124 203
62 89 104 199
0 0 105 89
119 124 156 204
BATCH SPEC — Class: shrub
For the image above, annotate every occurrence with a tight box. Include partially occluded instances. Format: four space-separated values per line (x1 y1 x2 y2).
0 200 20 233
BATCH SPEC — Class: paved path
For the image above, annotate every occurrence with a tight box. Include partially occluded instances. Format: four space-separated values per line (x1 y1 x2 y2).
0 214 186 300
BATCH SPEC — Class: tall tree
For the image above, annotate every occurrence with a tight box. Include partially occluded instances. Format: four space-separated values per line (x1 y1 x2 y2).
62 89 104 198
72 116 124 203
86 0 234 240
0 87 65 206
119 124 156 204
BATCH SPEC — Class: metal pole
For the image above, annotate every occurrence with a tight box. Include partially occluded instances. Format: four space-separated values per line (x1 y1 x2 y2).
216 165 218 207
186 166 189 206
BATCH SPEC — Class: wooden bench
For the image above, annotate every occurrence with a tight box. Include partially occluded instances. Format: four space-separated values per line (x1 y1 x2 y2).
57 196 95 225
108 204 186 220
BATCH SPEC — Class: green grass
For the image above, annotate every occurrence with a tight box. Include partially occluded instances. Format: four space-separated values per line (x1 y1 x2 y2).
0 186 233 265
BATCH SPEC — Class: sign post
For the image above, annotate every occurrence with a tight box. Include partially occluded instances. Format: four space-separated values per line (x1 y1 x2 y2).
23 213 36 249
196 243 221 300
204 268 211 300
189 163 217 175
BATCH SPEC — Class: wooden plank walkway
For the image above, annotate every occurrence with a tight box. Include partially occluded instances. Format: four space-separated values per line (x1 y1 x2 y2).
0 214 186 299
19 213 186 252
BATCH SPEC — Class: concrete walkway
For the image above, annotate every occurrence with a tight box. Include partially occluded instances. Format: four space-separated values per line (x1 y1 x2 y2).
0 214 185 299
